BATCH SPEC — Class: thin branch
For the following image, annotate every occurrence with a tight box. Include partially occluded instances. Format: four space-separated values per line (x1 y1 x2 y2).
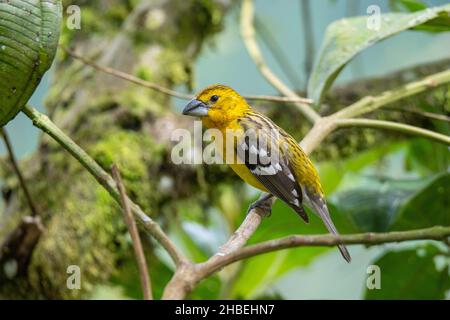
334 69 450 119
212 194 274 258
240 0 320 123
335 118 450 145
111 164 153 300
244 94 312 104
22 105 187 267
60 45 313 105
197 226 450 278
383 106 450 122
1 128 39 217
60 45 192 100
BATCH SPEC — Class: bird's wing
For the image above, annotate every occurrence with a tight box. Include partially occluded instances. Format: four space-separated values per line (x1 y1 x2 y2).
237 115 309 222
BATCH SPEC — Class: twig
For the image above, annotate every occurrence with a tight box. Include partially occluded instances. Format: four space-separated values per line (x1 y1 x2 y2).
1 128 39 217
60 45 313 105
240 0 320 123
60 45 192 100
213 194 274 258
334 69 450 119
335 118 450 145
111 164 152 300
383 106 450 122
22 105 187 267
197 226 450 279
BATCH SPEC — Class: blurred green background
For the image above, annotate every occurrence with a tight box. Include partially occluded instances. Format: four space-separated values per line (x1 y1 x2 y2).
0 0 449 299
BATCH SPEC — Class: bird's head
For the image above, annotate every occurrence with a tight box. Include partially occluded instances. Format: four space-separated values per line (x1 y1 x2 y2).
182 84 250 128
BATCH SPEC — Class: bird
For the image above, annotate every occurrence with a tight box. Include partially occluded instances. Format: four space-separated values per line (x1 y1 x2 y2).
182 84 351 262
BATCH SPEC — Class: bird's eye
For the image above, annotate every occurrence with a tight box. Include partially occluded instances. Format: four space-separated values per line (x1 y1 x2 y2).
210 95 219 103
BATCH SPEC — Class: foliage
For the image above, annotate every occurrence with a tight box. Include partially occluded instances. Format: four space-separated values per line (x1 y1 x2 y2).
365 244 450 299
308 3 450 103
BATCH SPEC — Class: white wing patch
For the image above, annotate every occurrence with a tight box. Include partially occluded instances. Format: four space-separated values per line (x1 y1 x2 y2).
238 115 310 223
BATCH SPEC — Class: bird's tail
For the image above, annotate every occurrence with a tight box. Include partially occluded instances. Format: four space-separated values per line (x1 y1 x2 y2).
320 211 351 263
307 192 351 263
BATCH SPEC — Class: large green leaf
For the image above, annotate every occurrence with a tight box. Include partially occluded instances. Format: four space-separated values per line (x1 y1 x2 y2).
0 0 62 126
365 244 450 299
307 4 450 103
391 172 450 231
389 0 427 12
333 172 449 232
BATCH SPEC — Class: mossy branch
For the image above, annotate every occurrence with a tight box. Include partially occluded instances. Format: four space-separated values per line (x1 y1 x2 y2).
22 105 187 267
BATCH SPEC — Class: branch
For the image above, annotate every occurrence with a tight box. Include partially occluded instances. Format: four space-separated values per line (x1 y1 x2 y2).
383 106 450 122
1 128 39 217
334 69 450 119
197 226 450 278
60 46 313 105
335 118 450 145
22 105 187 267
112 164 153 300
213 194 274 257
240 0 320 123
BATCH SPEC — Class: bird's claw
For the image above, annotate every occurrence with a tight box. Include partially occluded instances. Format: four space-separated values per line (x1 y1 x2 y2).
247 195 273 217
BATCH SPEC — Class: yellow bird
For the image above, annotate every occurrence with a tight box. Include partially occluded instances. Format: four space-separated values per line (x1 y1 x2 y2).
182 84 351 262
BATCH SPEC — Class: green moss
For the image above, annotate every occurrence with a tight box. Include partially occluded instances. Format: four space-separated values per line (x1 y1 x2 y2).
90 131 164 214
1 0 234 299
25 172 124 298
156 48 191 86
135 65 153 81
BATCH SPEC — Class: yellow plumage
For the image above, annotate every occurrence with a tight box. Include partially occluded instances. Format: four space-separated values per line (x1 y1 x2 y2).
182 84 351 262
197 84 323 196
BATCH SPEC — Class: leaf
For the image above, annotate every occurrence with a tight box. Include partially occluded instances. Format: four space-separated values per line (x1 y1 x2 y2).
317 142 403 195
391 172 450 231
389 0 427 12
365 244 450 299
405 138 449 176
0 0 62 127
332 173 449 232
307 4 450 103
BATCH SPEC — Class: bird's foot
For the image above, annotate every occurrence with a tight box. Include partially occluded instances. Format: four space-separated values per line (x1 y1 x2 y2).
247 194 274 217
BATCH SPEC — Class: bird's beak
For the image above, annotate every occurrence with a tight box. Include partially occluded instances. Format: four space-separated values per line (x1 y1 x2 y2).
182 99 209 117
